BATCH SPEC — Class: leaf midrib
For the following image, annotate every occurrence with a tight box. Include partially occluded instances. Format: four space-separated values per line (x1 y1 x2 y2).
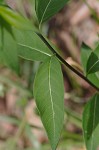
18 43 51 57
39 0 52 27
48 57 55 142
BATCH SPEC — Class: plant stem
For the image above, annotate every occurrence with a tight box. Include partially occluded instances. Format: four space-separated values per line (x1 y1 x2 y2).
36 32 99 92
65 106 82 121
62 131 83 141
15 115 26 140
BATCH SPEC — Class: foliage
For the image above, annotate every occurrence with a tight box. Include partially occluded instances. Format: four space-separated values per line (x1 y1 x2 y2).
0 0 99 150
35 0 69 27
83 94 99 150
34 56 64 150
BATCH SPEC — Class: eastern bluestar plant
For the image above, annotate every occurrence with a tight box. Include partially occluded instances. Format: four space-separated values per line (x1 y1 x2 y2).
0 1 99 150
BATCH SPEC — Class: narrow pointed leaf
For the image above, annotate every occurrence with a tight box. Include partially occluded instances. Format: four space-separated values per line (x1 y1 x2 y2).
81 43 99 88
13 29 53 62
83 94 99 150
94 44 99 57
34 56 64 150
36 0 69 25
0 27 19 73
87 52 99 75
81 43 92 73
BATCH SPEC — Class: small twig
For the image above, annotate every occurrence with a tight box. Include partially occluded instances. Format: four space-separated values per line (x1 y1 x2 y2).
36 32 99 92
62 131 83 141
30 124 43 130
15 115 26 139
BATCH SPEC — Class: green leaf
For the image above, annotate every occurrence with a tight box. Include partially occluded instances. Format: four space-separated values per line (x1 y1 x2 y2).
86 52 99 75
81 43 92 73
0 15 13 36
13 28 53 62
81 43 99 88
0 27 19 74
0 5 33 30
36 0 69 26
0 0 5 5
34 56 64 150
94 44 99 57
83 93 99 150
87 73 99 88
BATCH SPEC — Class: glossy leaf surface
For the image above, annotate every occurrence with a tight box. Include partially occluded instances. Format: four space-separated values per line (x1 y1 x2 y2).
34 56 64 150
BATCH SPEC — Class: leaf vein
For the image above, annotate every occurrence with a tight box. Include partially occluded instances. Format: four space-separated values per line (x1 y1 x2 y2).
39 0 52 27
49 57 55 141
18 43 51 57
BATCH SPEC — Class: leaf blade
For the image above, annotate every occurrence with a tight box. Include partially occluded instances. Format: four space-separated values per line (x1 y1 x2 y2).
36 0 69 25
13 29 53 62
87 52 99 75
33 56 64 150
0 27 19 74
81 43 92 73
81 43 99 88
0 6 33 30
83 94 99 150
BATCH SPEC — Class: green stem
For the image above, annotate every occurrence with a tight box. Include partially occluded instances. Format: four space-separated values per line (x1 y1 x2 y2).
62 131 83 141
65 107 82 121
15 115 26 140
4 115 27 150
36 32 99 92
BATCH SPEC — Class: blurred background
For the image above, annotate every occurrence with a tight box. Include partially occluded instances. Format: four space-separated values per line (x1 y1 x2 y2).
0 0 99 150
